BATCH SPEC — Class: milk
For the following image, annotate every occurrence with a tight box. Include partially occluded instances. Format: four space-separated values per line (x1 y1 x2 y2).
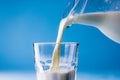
50 18 69 71
37 70 75 80
68 12 120 43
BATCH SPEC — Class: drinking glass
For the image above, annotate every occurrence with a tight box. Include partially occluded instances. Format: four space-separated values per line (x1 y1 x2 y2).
33 42 79 80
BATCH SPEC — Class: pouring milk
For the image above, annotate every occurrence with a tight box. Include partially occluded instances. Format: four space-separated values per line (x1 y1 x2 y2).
36 0 120 80
51 0 120 71
37 11 120 80
35 1 120 80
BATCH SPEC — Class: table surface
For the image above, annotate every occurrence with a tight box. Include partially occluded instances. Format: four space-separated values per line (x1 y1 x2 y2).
0 71 120 80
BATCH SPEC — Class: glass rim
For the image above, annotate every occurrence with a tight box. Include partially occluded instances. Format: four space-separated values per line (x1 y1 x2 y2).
34 42 79 45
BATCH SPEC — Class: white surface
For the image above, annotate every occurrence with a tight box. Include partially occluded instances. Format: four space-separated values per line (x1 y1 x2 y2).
0 72 120 80
0 72 36 80
78 73 120 80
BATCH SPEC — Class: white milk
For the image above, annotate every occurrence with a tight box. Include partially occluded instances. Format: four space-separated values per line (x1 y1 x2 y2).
37 69 75 80
50 18 69 71
68 12 120 43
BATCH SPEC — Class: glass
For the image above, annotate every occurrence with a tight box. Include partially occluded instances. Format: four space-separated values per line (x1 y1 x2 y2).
33 42 79 80
63 0 120 44
64 0 120 15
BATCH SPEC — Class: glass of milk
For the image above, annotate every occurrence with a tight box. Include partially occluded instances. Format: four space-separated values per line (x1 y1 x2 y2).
34 42 79 80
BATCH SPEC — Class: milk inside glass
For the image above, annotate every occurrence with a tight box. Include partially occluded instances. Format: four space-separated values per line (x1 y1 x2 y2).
34 42 78 80
36 70 75 80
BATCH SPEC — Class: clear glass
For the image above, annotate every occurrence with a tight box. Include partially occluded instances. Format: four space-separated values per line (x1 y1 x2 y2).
63 0 120 44
33 42 79 80
64 0 120 16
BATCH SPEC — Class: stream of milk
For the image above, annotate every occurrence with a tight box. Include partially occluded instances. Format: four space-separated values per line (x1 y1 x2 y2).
50 11 120 71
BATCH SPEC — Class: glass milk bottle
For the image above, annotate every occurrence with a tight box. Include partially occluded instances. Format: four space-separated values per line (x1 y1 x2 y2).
63 0 120 44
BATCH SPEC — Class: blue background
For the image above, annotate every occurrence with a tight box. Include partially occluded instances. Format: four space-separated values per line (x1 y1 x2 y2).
0 0 120 74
